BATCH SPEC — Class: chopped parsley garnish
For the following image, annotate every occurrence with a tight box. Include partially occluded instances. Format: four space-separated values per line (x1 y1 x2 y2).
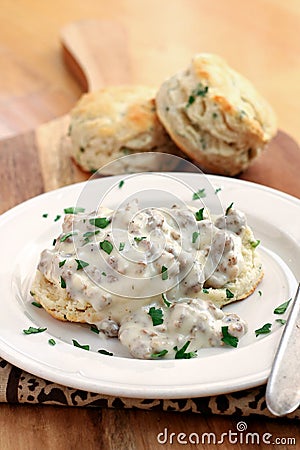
60 276 66 289
98 349 113 356
186 83 209 107
59 259 66 268
255 323 272 337
60 231 78 242
221 326 239 348
134 236 147 243
258 290 262 296
161 265 168 280
148 307 164 326
72 339 90 351
225 202 234 215
30 291 35 296
102 272 106 276
195 208 204 221
250 240 260 248
118 180 125 189
75 259 89 270
151 349 168 358
192 231 200 243
275 319 287 326
52 238 57 246
174 341 197 359
64 207 85 214
90 325 100 334
54 215 61 222
31 301 42 308
192 189 206 200
23 326 47 335
215 187 222 194
42 213 48 218
119 242 125 251
99 240 113 255
89 217 110 229
83 230 100 239
48 338 56 346
226 289 234 299
274 298 292 315
162 293 171 308
212 112 218 119
203 288 209 294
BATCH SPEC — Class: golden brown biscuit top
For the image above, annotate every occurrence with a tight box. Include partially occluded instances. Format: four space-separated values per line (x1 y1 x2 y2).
190 53 277 141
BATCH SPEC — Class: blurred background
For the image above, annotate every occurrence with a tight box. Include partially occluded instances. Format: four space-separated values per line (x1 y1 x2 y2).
0 0 299 141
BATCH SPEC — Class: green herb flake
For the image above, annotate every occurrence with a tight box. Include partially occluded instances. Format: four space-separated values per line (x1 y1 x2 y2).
195 207 204 221
192 231 200 244
161 265 168 281
89 217 110 229
119 242 125 251
90 325 100 334
59 259 66 268
31 301 42 308
83 230 100 239
54 215 61 222
192 189 206 200
23 326 47 335
60 231 78 242
52 238 57 246
60 276 66 289
48 338 56 346
98 349 113 356
30 290 35 297
174 341 197 359
212 112 218 119
72 339 90 351
258 290 262 296
203 288 209 294
250 239 260 248
221 326 239 348
186 95 195 107
275 318 287 326
99 240 113 255
225 202 234 215
215 187 222 194
102 272 106 276
64 207 85 214
75 259 89 270
162 293 171 308
151 349 168 358
274 298 292 315
148 307 164 326
42 213 48 218
187 83 209 107
134 236 147 243
118 180 125 189
226 289 234 299
255 323 272 337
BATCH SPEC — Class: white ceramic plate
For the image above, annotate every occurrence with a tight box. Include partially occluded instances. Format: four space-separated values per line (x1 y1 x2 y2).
0 173 299 399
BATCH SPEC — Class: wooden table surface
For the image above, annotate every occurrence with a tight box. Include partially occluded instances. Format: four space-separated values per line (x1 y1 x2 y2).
1 1 300 449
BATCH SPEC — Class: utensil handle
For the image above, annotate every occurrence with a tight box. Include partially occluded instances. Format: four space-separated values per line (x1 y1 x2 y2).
61 20 131 92
266 283 300 416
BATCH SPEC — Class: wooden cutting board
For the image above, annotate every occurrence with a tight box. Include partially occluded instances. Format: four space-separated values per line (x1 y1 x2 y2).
0 20 299 215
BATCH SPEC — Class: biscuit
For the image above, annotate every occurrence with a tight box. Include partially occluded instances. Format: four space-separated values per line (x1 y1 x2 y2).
68 85 180 173
156 53 277 175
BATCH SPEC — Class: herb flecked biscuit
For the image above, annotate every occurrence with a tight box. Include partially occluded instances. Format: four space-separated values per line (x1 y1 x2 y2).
68 85 180 172
156 53 277 175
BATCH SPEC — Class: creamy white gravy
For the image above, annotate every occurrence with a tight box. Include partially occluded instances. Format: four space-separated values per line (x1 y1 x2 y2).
37 200 248 358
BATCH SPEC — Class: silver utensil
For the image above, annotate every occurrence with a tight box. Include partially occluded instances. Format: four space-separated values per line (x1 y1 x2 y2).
266 283 300 416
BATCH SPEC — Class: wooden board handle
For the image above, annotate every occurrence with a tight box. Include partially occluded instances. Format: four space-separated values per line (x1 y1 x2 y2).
61 20 131 92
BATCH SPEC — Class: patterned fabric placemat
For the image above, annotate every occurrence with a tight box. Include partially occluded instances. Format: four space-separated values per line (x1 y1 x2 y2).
0 358 299 419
